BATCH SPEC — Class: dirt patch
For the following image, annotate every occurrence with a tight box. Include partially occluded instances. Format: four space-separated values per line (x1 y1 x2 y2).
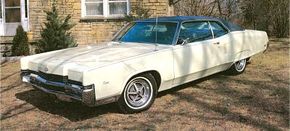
0 39 289 130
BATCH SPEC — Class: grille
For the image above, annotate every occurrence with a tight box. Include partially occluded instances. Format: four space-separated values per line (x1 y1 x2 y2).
26 70 82 86
30 77 65 92
37 71 68 83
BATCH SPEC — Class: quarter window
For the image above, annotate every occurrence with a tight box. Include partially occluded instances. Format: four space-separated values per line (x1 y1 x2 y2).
209 21 228 38
179 21 213 43
82 0 129 18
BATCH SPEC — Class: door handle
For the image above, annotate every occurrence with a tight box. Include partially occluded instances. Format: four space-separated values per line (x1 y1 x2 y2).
213 42 220 45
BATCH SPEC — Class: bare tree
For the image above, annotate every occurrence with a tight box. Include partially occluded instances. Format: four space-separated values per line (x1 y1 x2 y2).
174 0 240 20
174 0 217 16
173 0 289 37
271 0 289 37
240 0 289 37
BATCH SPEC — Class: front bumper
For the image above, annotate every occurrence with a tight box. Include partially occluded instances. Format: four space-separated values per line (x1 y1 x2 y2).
21 70 96 106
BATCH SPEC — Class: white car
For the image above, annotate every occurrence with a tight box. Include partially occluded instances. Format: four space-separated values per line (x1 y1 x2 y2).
21 16 268 113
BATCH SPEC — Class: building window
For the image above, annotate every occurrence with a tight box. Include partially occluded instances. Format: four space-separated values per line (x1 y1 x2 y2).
5 0 21 23
82 0 129 18
0 0 2 19
24 0 28 18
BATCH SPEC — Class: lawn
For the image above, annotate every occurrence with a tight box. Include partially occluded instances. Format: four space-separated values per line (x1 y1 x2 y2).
0 39 289 130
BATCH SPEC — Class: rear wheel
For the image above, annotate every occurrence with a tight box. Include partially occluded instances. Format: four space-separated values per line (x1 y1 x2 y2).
118 73 157 113
227 59 247 75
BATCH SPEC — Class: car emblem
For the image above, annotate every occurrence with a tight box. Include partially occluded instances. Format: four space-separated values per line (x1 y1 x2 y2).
38 64 48 72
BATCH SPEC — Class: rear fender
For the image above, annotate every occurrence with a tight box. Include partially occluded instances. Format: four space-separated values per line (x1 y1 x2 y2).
233 50 251 62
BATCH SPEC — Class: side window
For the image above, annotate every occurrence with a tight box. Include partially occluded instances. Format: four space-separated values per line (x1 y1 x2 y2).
210 22 228 38
178 21 213 44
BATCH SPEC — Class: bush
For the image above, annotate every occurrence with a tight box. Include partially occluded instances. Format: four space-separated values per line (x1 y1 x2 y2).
36 1 77 53
11 25 29 56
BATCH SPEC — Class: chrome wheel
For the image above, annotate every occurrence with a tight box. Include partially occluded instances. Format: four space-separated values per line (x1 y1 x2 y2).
124 77 153 110
235 59 246 72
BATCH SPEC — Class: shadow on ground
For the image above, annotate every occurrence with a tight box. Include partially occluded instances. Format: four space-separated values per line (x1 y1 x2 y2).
158 70 288 131
15 89 120 121
14 68 289 131
14 72 223 122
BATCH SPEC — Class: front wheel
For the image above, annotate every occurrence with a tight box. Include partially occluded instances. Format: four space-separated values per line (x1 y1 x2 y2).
118 73 157 113
227 59 247 75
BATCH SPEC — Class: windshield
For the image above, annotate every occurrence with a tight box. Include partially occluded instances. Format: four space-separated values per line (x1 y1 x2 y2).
116 22 178 45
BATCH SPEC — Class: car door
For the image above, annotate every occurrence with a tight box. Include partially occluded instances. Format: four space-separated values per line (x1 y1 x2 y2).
172 21 227 85
209 21 232 64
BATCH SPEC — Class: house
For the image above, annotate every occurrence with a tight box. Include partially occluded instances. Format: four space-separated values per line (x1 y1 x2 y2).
0 0 174 46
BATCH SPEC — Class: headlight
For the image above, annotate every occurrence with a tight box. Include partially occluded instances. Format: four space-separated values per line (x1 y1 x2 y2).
83 84 94 90
20 70 30 77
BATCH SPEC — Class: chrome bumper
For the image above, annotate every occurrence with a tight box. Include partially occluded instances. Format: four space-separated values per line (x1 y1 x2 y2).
21 72 96 106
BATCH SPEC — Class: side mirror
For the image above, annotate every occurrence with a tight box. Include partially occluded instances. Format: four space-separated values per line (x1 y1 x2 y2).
182 38 190 45
177 38 189 45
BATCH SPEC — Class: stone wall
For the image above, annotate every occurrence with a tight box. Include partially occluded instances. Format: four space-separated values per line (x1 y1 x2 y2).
0 36 13 44
28 0 172 45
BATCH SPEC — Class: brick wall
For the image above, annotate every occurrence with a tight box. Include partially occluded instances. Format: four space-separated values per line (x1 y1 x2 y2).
28 0 172 45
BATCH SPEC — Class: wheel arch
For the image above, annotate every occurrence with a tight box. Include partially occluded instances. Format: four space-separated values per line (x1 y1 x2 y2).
233 50 251 62
122 70 162 92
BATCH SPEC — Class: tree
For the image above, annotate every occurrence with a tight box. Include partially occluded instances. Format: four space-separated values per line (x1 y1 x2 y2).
36 1 77 53
271 0 289 37
11 25 29 56
241 0 271 32
173 0 289 37
174 0 217 16
241 0 289 37
173 0 240 20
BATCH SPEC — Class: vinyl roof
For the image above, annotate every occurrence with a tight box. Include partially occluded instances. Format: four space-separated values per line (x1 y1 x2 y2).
137 16 244 31
139 16 218 22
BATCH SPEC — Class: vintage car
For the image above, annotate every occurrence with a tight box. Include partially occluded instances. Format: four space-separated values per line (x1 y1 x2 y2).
21 16 268 113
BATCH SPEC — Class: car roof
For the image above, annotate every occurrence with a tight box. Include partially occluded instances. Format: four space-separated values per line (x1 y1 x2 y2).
138 16 218 22
136 16 244 31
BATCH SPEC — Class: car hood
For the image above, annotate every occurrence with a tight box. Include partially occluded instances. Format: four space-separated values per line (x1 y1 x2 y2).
27 42 170 75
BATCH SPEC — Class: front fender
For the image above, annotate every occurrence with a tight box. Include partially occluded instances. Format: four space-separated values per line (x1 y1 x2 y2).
82 62 132 100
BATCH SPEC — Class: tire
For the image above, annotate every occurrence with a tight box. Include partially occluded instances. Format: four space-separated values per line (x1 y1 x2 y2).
227 58 247 75
118 73 157 113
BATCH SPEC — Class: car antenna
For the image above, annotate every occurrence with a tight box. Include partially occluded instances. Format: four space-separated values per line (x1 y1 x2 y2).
154 16 158 51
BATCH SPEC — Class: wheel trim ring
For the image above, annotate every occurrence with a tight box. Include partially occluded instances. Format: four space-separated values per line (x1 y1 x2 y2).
124 77 153 110
235 59 246 72
126 80 150 107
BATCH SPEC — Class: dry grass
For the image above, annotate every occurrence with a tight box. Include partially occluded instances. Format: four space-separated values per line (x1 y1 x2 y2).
0 39 289 130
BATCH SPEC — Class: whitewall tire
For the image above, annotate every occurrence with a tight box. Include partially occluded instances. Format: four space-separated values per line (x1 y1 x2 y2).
118 73 157 113
227 59 247 75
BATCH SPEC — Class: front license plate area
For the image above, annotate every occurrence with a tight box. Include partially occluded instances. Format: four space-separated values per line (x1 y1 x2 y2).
56 94 72 102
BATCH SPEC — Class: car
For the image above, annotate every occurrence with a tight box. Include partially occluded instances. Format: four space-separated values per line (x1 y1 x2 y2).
20 16 269 113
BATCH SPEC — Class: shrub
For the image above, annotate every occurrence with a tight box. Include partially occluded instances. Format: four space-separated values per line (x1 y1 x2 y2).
11 25 29 56
36 1 77 53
